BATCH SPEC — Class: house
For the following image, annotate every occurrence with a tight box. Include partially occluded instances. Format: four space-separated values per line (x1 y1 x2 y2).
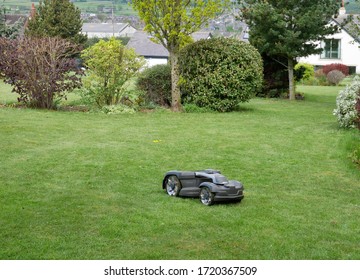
126 31 212 67
299 6 360 74
82 22 137 38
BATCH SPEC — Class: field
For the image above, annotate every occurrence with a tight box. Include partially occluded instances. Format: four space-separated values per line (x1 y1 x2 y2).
0 83 359 260
3 0 360 15
2 0 136 15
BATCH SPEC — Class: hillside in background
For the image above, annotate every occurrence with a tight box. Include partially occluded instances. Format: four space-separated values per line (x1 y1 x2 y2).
4 0 359 16
346 0 360 13
2 0 136 16
2 0 360 22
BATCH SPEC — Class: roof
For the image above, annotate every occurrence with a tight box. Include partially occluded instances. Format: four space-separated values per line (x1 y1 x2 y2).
82 22 131 34
126 31 168 58
332 13 360 42
3 14 26 25
127 31 212 58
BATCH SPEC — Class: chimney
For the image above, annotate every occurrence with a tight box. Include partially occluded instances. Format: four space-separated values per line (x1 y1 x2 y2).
339 0 346 15
24 2 36 30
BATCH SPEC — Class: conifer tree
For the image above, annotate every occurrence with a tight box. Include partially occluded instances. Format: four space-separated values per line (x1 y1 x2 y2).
241 0 339 100
25 0 86 46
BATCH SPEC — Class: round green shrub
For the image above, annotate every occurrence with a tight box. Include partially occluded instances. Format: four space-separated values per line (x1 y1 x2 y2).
294 63 314 82
136 64 171 107
179 37 263 112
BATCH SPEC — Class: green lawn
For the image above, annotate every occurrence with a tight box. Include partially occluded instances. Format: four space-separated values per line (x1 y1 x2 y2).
0 84 359 260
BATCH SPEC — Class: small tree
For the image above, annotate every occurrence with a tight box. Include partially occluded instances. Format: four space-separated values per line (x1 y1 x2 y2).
294 63 314 83
81 37 145 107
132 0 226 111
179 37 263 112
0 37 83 109
25 0 87 46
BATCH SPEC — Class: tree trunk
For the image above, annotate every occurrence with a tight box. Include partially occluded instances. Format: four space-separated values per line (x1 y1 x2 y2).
169 51 182 112
288 58 296 100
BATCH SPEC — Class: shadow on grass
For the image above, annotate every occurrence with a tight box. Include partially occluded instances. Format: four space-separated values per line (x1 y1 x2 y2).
162 194 243 207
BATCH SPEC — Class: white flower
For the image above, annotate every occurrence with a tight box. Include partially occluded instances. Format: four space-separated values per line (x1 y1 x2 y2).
334 77 360 128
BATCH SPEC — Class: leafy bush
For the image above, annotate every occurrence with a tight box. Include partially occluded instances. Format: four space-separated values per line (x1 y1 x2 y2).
313 68 328 86
81 37 145 108
294 63 314 82
323 63 349 76
0 37 83 109
136 64 171 107
327 70 345 85
333 76 360 128
179 37 263 112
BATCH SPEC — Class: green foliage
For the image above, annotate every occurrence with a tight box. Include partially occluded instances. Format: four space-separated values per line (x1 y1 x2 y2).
241 0 339 58
26 0 87 46
260 54 289 98
0 37 83 109
313 69 329 86
294 63 314 82
131 0 225 50
131 0 227 111
179 37 263 112
333 76 360 128
136 64 172 107
241 0 339 99
80 37 145 108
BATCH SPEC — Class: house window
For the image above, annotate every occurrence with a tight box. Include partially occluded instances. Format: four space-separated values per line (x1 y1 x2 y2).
321 39 341 59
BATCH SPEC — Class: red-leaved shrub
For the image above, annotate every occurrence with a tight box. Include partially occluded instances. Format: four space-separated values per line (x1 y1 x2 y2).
0 37 83 109
322 63 349 76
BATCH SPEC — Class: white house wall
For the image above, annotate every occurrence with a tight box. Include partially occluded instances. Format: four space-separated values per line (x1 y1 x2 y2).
145 58 168 68
299 27 360 74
